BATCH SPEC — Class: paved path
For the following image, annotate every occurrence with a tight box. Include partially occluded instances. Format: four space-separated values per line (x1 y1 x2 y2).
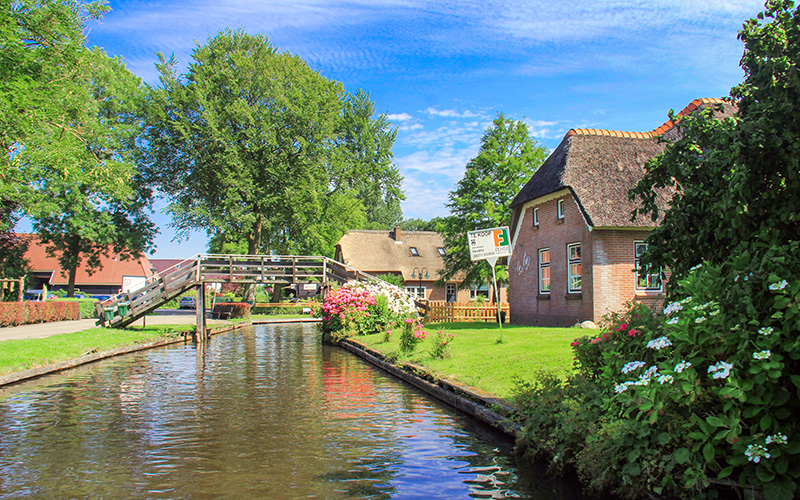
0 310 226 342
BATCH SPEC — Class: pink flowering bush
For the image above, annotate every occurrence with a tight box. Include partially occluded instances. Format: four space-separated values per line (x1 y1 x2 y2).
320 285 377 342
431 330 454 359
320 281 416 343
399 318 427 353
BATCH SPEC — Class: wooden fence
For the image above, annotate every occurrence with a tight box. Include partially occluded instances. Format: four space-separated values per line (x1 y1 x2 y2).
425 301 510 323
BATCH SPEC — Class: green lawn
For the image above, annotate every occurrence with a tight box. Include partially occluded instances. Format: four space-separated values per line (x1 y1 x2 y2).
356 322 583 400
0 325 193 376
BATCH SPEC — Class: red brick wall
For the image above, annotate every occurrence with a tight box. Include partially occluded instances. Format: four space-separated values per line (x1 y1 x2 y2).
509 193 592 326
592 229 665 322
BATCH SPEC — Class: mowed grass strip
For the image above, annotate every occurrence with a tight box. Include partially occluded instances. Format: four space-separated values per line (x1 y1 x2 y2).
0 325 193 376
357 322 583 400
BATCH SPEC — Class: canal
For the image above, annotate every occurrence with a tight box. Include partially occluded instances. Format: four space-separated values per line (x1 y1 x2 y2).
0 323 597 499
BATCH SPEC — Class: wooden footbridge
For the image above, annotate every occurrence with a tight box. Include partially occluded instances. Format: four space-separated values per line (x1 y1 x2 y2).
95 254 386 339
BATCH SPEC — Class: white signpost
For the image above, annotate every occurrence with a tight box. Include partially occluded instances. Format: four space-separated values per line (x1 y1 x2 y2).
467 226 512 340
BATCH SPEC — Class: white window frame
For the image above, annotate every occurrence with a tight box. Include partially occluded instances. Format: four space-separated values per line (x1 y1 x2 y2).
532 207 539 226
634 241 662 291
469 285 489 301
567 242 581 293
538 248 550 294
405 286 426 299
557 199 565 219
438 247 446 256
410 247 419 257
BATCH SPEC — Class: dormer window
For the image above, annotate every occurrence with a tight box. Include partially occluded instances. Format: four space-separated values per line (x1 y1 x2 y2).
410 247 419 257
437 247 446 256
557 199 565 219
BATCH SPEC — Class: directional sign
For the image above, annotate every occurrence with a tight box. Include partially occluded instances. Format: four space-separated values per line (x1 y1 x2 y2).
467 226 512 261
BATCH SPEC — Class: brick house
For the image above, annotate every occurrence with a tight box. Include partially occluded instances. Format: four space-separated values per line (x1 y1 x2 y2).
507 98 731 326
334 227 474 302
19 233 154 296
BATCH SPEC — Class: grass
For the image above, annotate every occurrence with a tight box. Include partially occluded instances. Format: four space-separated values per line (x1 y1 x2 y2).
356 322 583 400
0 325 193 376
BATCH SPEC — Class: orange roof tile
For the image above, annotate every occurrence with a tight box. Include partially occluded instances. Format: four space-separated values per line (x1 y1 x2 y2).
565 98 729 140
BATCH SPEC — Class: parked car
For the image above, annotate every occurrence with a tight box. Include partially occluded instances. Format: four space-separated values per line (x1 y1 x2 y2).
92 295 112 302
179 296 196 309
23 289 45 301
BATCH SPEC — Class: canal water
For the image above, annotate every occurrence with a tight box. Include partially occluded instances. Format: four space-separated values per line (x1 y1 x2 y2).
0 323 598 499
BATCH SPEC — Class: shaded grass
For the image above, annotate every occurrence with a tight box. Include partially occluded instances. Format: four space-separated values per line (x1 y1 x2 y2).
357 322 582 400
0 325 193 376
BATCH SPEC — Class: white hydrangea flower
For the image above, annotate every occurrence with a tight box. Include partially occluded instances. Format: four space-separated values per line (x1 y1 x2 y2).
745 444 771 463
753 350 771 360
708 361 733 380
759 326 774 336
766 433 787 445
769 280 789 291
674 360 692 373
622 361 646 374
646 336 672 350
657 374 674 385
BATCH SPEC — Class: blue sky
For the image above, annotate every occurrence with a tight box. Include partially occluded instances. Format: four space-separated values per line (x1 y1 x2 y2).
79 0 763 258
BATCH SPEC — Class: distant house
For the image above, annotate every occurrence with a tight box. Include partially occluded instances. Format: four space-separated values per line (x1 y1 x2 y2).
507 98 733 326
20 234 154 296
334 227 472 302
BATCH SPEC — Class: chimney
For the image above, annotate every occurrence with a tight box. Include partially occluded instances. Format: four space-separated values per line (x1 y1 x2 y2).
393 226 402 243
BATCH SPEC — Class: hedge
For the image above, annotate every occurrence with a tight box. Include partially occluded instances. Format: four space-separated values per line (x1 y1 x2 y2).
0 301 81 327
56 298 101 319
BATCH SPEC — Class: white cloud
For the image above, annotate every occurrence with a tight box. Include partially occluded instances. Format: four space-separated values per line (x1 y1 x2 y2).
387 112 413 121
523 119 563 140
424 107 480 118
398 123 424 132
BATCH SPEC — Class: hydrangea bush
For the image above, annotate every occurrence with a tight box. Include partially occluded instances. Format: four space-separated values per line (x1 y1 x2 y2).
318 279 417 342
517 261 800 499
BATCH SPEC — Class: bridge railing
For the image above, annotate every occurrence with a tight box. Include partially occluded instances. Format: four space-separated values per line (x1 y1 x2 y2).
95 254 419 330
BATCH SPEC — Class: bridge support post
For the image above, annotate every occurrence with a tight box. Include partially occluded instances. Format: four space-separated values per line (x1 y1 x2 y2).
195 284 207 341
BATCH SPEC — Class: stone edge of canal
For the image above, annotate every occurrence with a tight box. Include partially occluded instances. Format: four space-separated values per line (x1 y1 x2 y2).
0 321 521 441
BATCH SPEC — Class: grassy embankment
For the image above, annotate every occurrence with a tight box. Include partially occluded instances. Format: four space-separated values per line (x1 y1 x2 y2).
0 325 193 376
356 322 583 400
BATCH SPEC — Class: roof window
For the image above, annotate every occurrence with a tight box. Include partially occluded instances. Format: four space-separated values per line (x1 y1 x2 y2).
410 247 419 257
437 247 446 256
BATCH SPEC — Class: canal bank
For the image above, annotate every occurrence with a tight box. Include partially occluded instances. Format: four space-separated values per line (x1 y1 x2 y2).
340 339 521 438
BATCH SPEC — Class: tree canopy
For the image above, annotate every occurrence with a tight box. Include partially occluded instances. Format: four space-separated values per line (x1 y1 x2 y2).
142 29 403 261
2 1 156 294
440 114 548 291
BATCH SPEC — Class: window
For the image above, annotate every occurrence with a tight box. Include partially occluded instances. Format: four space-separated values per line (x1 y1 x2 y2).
532 207 539 226
446 283 457 302
567 243 581 292
438 247 446 256
410 247 419 257
405 286 426 299
634 242 662 291
538 248 550 294
469 285 489 301
557 199 565 219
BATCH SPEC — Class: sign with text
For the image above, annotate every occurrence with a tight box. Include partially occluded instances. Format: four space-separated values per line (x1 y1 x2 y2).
467 226 512 261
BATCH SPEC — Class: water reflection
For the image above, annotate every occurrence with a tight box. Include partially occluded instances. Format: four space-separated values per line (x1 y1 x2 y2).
0 323 600 499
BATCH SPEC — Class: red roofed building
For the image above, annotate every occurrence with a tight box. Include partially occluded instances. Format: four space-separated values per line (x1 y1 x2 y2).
20 234 154 296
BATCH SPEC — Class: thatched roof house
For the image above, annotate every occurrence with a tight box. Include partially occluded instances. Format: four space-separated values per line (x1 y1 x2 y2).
507 98 735 326
334 227 469 302
510 97 732 233
334 227 445 281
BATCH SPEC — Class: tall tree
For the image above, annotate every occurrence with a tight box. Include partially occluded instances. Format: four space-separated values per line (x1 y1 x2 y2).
1 0 109 275
142 30 402 263
440 114 548 293
19 48 156 296
2 1 156 296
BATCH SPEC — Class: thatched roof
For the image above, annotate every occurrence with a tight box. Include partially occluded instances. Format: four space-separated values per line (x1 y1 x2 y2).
510 98 735 230
334 228 447 281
